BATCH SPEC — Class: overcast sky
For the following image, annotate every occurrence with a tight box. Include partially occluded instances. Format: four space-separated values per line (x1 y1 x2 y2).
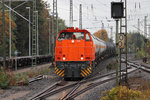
44 0 150 40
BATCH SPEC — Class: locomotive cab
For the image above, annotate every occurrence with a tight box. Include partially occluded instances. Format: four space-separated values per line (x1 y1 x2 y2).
55 28 95 79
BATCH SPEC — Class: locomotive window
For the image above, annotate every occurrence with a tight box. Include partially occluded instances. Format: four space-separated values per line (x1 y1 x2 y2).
74 32 84 40
85 33 91 41
58 32 84 40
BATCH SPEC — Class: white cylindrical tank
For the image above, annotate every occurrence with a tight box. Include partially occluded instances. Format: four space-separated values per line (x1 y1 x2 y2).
90 34 107 55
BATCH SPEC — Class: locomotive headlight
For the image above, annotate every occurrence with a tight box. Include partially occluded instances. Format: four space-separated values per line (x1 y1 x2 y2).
81 57 84 60
72 40 74 43
63 57 66 60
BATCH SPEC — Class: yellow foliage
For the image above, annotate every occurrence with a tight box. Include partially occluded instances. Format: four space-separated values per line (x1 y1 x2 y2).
101 86 142 100
147 42 150 54
94 29 109 42
0 12 16 42
142 89 150 100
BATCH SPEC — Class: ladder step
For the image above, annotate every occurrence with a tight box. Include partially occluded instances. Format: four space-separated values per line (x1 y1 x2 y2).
121 25 126 27
120 52 127 54
121 16 126 18
121 61 126 63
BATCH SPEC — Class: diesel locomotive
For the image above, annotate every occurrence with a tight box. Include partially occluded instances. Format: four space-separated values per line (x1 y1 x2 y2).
55 27 115 79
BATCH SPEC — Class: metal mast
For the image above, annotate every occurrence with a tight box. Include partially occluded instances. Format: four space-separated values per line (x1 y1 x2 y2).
70 0 73 27
52 0 57 65
32 0 37 67
144 16 147 59
36 11 39 55
144 16 147 38
102 22 104 40
149 26 150 39
119 0 128 83
138 19 140 33
79 4 82 29
111 26 113 41
2 0 6 68
9 0 12 58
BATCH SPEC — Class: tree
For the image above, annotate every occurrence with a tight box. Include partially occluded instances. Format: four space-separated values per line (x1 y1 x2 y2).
147 41 150 55
11 0 67 56
94 29 109 42
0 12 16 57
127 32 145 53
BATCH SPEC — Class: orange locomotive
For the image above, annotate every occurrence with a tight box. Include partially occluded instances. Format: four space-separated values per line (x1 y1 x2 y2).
55 27 115 79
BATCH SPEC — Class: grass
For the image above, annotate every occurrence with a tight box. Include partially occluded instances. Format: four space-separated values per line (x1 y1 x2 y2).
0 66 52 89
106 61 117 71
135 50 150 59
0 69 10 89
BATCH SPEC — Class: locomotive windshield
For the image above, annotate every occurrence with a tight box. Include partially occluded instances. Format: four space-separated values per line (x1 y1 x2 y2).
58 32 84 40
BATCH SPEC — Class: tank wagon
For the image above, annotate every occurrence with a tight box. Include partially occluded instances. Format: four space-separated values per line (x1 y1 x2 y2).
55 27 115 79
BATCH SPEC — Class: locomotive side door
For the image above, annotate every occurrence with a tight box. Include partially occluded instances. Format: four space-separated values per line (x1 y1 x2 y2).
84 33 95 61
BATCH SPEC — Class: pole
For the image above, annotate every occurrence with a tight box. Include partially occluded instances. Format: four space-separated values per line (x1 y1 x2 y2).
52 0 54 66
9 0 11 58
116 19 119 86
79 4 82 29
144 16 147 58
29 7 31 56
111 26 113 41
47 18 51 55
26 7 31 56
125 0 128 83
102 22 104 40
37 11 39 55
149 26 150 39
70 0 73 27
138 19 140 33
2 0 6 69
49 18 51 55
32 0 37 67
56 0 58 35
50 15 53 56
15 55 17 71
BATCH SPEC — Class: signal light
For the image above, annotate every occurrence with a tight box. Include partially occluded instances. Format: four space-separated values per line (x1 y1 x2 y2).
111 2 124 19
118 34 125 49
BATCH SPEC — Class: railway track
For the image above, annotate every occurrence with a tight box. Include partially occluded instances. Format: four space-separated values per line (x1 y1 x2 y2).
121 58 150 71
29 58 150 100
29 67 135 99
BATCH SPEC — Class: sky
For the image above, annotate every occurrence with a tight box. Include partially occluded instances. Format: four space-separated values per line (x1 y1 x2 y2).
44 0 150 41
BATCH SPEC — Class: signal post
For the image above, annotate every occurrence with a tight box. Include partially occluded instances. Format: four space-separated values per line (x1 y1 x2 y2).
111 2 124 86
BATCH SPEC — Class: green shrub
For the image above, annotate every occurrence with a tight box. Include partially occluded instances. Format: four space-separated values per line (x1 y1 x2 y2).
106 62 117 71
0 70 10 89
136 49 149 59
15 73 29 85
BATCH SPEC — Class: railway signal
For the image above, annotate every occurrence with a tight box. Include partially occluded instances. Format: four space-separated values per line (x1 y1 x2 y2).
111 1 124 86
118 34 125 49
111 2 124 19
